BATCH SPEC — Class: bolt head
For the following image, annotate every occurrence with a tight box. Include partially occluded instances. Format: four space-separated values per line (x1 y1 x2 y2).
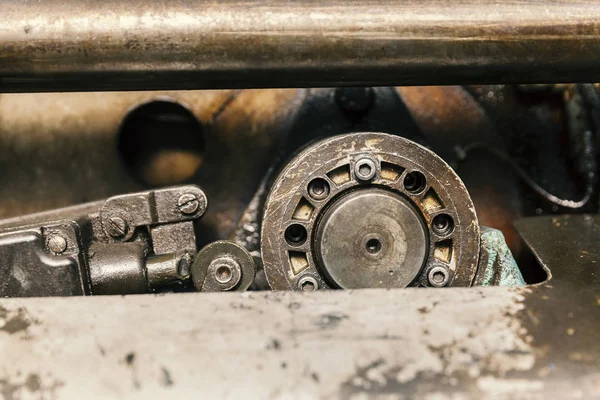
215 264 233 284
307 178 330 201
298 276 319 292
354 158 377 181
48 234 67 254
106 217 128 238
177 193 200 215
428 266 450 287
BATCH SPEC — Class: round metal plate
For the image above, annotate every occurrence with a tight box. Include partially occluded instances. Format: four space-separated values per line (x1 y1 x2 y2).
261 132 480 290
315 188 428 289
191 240 256 292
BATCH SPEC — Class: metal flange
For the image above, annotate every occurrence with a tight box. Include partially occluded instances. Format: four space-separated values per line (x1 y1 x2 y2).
192 241 256 292
261 132 480 290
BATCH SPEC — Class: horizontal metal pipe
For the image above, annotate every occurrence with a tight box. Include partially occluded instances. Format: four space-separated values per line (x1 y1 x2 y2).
2 0 600 92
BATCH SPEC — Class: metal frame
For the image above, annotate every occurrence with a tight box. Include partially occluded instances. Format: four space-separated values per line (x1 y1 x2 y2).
0 215 598 398
3 0 600 92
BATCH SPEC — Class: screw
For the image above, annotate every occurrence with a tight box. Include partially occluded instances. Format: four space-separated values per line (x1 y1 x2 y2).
428 266 450 288
177 193 200 215
298 276 319 292
106 217 128 238
307 178 330 201
209 256 242 289
354 158 377 181
215 264 234 284
48 234 67 254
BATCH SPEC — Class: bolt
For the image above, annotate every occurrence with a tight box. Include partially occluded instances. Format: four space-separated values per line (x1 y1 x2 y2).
307 178 330 201
215 264 234 284
432 214 454 236
298 276 319 292
428 266 450 288
177 193 200 215
354 158 377 181
48 234 67 254
210 256 242 289
106 217 128 238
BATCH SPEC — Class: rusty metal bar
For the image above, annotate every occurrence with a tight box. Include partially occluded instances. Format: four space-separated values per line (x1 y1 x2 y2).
2 0 600 92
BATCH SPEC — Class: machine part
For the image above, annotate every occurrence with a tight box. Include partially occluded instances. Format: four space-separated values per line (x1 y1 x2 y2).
0 216 597 398
427 266 450 287
191 241 256 292
100 186 207 242
316 189 428 289
89 243 148 295
474 227 526 287
47 234 68 254
177 193 201 215
261 132 480 290
0 185 207 297
146 251 193 289
3 1 600 92
0 224 87 297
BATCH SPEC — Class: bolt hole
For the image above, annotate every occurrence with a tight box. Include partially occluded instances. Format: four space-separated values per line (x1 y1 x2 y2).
285 224 308 246
403 171 426 194
307 178 330 200
215 265 232 283
432 214 455 236
365 238 382 254
118 100 205 187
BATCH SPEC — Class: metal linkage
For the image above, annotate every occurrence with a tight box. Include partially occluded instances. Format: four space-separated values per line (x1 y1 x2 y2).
2 1 600 92
0 185 255 297
0 186 208 297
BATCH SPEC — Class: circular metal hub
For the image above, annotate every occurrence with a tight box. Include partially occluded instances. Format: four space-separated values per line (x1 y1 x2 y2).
261 132 480 290
316 189 428 289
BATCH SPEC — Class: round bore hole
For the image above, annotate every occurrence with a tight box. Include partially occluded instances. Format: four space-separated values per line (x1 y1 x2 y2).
365 238 382 254
285 224 308 246
307 178 330 201
118 100 205 187
298 276 319 292
403 171 426 194
432 214 455 236
215 265 233 283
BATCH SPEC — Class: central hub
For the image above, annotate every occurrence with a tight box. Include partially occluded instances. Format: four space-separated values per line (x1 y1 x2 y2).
314 188 428 289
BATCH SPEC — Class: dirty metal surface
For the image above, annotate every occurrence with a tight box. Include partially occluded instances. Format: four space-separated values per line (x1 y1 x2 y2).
0 215 598 399
0 89 302 245
3 1 600 92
